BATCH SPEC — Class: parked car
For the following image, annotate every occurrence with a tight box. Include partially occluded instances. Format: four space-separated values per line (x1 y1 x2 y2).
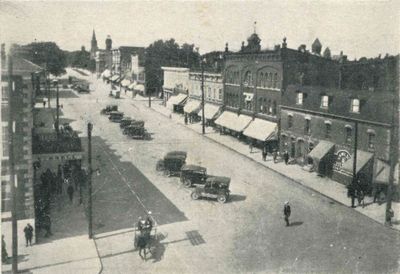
62 83 68 89
119 117 134 129
77 84 90 93
100 105 118 115
125 125 146 139
123 120 144 134
108 111 124 122
180 164 207 187
191 176 231 204
156 151 187 176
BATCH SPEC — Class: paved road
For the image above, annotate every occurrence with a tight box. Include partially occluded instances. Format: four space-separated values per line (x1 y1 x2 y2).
61 74 400 273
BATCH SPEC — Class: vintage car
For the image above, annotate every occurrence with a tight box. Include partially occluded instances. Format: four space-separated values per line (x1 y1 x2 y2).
77 84 90 93
100 105 118 115
119 117 134 129
156 151 187 176
180 164 208 187
122 120 144 134
191 176 231 204
125 125 146 139
108 111 124 122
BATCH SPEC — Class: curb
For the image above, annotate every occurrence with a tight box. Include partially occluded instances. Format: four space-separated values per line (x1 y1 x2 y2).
147 104 399 232
92 237 104 274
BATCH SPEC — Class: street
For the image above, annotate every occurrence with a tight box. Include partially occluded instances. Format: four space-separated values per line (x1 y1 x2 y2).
61 75 400 273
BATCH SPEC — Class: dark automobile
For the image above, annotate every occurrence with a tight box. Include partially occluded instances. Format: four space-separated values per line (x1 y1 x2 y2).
100 105 118 115
180 164 207 187
156 151 187 176
77 84 90 93
62 83 68 89
123 120 144 134
119 117 134 129
108 111 124 122
125 125 146 139
191 176 231 204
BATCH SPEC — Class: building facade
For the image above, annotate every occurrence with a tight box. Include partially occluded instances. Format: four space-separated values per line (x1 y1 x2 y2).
95 35 112 77
162 67 190 105
90 30 98 60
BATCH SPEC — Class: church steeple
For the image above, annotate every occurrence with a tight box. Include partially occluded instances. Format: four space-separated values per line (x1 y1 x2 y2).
90 29 98 59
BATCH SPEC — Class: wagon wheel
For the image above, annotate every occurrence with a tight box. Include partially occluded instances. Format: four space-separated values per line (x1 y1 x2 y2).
191 192 199 200
217 195 227 204
183 178 192 188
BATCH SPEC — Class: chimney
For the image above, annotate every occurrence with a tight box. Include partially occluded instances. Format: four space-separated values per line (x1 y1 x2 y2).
225 42 229 53
241 41 245 51
298 44 306 53
282 37 287 48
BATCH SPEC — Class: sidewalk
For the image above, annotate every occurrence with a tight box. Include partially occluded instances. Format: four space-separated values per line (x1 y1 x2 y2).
146 99 400 231
2 192 101 274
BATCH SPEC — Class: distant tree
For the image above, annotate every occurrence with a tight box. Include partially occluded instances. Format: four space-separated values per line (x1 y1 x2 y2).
64 47 95 72
145 39 200 94
19 42 67 76
323 47 331 59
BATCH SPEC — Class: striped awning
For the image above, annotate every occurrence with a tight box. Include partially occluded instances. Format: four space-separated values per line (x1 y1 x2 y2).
243 118 277 141
215 112 252 132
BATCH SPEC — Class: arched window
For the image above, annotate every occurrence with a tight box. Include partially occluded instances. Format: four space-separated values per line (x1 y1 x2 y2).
267 100 272 114
268 73 272 87
272 101 277 115
263 98 267 113
258 98 263 112
259 72 264 87
244 71 252 86
213 88 216 99
264 73 268 87
273 73 278 88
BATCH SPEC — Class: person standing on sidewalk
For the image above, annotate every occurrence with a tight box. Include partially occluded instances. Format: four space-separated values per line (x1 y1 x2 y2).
23 223 34 247
2 235 8 263
347 184 356 208
283 150 289 165
137 234 147 260
273 149 278 163
67 184 74 203
283 201 291 227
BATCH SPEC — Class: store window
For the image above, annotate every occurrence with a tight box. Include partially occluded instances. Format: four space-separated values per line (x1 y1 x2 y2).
304 119 311 135
218 89 222 100
368 132 375 149
345 127 352 144
325 123 331 138
288 115 293 128
243 71 252 86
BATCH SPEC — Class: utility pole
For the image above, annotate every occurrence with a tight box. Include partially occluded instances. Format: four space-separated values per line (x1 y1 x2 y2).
351 121 358 187
148 87 151 108
7 52 18 274
87 123 93 239
201 59 205 135
55 80 60 134
385 99 398 226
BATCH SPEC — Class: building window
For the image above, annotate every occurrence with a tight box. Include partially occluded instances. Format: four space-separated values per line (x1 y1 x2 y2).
288 115 293 128
213 88 216 100
244 71 252 86
321 95 329 109
325 123 331 138
2 124 9 158
218 89 222 100
208 87 211 98
304 119 311 135
296 92 303 105
272 101 277 115
259 72 264 87
272 73 278 88
345 127 352 144
368 132 375 149
268 73 272 87
351 99 360 113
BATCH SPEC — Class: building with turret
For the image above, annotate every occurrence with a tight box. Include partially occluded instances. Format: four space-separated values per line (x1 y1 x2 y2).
94 34 113 77
90 30 98 60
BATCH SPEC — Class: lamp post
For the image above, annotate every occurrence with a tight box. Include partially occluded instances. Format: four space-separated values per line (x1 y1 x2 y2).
87 122 93 239
201 58 205 135
52 79 60 135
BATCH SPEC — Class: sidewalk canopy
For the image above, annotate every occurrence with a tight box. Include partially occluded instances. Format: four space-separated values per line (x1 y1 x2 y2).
121 79 131 87
128 82 137 90
342 150 374 175
215 111 252 132
134 84 145 92
243 118 277 141
184 99 201 114
200 103 221 120
374 160 399 185
308 141 335 161
166 93 188 110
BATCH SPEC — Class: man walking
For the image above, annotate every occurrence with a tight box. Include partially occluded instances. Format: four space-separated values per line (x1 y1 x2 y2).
2 235 8 263
137 234 147 260
347 184 356 208
283 201 291 227
23 223 34 247
283 150 289 165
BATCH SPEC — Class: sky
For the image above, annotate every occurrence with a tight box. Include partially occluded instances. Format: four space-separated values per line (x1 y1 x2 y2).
1 0 399 59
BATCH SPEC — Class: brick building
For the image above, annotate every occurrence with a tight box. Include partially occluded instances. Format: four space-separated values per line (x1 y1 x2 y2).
162 67 190 112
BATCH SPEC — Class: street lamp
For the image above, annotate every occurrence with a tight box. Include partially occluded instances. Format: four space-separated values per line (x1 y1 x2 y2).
87 122 93 239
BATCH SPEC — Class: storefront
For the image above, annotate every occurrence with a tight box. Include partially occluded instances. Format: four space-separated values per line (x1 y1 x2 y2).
183 99 202 122
166 93 188 113
215 111 252 137
243 118 278 150
307 140 335 176
200 103 221 126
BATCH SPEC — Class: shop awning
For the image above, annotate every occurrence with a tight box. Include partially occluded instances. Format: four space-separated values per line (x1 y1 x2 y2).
184 99 201 114
166 93 188 110
244 92 254 101
374 160 399 185
243 118 277 141
200 103 221 120
102 70 111 78
128 82 137 90
342 150 374 175
134 84 145 92
121 79 131 87
215 111 252 132
308 141 335 161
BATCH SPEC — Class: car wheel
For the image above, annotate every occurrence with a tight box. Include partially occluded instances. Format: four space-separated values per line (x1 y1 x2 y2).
191 192 199 200
217 195 227 204
183 179 192 188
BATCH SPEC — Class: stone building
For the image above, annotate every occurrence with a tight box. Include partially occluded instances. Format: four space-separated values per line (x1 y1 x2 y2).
162 67 190 112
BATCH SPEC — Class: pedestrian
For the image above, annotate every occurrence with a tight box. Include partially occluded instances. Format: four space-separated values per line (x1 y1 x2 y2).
386 208 394 226
373 184 381 204
273 150 278 163
283 150 289 165
2 235 8 263
262 146 267 161
67 184 74 203
137 234 147 260
23 223 34 247
184 114 188 125
42 98 46 108
357 189 365 208
283 201 291 227
347 184 356 208
145 211 153 232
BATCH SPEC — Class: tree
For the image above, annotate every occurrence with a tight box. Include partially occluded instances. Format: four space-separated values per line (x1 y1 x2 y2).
145 39 200 94
323 47 331 59
19 42 67 76
65 47 95 71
